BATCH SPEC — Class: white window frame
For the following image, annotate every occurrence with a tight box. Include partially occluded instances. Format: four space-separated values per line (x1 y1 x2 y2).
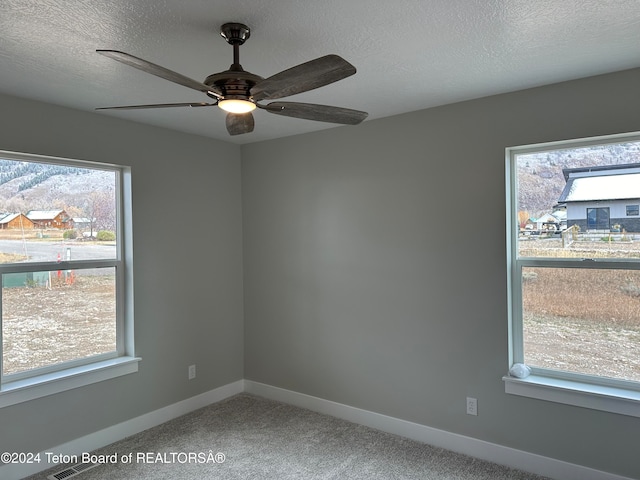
0 150 139 408
504 132 640 418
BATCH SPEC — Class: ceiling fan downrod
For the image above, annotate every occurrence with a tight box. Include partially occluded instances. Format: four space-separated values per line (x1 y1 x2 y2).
220 23 251 67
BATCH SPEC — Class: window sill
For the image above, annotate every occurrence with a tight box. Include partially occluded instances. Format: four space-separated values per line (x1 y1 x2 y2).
0 356 141 408
503 374 640 417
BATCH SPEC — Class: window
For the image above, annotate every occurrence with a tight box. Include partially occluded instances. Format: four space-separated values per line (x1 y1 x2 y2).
626 205 639 216
586 207 610 230
505 134 640 416
0 150 137 407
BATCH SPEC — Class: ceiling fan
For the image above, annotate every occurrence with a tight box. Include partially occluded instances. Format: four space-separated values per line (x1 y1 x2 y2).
96 22 368 136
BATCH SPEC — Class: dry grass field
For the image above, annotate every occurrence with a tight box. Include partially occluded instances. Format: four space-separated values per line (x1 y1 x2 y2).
0 230 117 376
0 229 65 241
520 238 640 382
2 274 116 376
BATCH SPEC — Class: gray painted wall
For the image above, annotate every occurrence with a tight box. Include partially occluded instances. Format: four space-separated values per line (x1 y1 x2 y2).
0 94 244 455
242 68 640 479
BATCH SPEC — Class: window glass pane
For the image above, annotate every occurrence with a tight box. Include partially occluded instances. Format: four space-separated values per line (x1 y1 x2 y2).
515 141 640 259
522 266 640 382
626 205 639 216
0 159 117 262
586 207 610 230
2 267 116 376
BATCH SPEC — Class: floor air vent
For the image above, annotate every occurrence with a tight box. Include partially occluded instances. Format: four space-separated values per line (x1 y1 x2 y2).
48 462 98 480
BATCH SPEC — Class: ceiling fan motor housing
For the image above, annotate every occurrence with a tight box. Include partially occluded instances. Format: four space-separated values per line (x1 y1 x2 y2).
204 68 263 102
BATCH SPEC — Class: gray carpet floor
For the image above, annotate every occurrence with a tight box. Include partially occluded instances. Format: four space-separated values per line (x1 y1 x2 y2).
26 393 550 480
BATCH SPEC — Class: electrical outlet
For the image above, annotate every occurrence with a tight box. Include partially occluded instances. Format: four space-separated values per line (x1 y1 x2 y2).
466 397 478 416
188 364 196 380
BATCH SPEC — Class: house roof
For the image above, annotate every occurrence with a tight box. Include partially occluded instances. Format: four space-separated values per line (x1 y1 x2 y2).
0 213 28 224
561 162 640 181
536 213 558 222
26 210 65 221
558 165 640 203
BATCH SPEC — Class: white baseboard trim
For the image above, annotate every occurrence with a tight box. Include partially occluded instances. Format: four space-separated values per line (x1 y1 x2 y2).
244 380 634 480
1 380 244 480
3 379 634 480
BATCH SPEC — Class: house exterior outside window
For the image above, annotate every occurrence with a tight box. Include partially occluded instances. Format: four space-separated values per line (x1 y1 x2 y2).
558 163 640 233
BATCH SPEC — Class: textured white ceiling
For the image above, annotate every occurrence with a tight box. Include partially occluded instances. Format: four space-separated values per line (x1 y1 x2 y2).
1 0 639 144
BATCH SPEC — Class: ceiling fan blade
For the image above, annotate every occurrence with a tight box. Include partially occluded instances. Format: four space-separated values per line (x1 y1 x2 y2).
97 50 221 96
226 112 255 135
251 55 356 101
96 102 216 110
263 102 368 125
